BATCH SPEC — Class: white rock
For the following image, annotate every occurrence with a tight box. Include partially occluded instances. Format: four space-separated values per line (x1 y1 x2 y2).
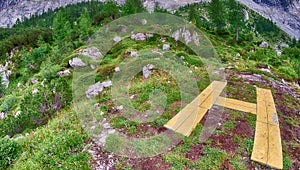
14 111 21 118
0 112 7 119
57 70 71 77
130 51 138 57
115 67 120 72
162 44 170 51
131 33 146 41
130 95 135 99
31 78 38 84
69 58 86 67
85 82 104 99
102 80 112 87
116 105 123 111
259 41 269 48
113 36 122 43
32 88 39 95
76 47 101 60
143 64 154 79
141 19 147 25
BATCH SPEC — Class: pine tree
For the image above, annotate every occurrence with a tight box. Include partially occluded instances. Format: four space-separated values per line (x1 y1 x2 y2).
122 0 145 15
208 0 226 32
53 10 71 44
227 0 244 42
78 8 92 40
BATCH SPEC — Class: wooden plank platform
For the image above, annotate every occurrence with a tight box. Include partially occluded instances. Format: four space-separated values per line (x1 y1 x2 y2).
251 88 283 169
164 81 227 136
215 96 257 114
163 81 282 169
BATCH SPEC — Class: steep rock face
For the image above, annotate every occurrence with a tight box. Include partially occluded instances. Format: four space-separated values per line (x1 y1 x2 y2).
237 0 300 39
0 0 97 27
0 0 299 39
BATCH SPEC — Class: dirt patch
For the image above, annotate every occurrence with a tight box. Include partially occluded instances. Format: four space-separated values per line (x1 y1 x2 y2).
210 134 238 154
185 143 204 161
231 119 254 138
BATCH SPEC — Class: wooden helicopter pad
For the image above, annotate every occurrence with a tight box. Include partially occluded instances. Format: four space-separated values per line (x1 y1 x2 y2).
164 81 283 169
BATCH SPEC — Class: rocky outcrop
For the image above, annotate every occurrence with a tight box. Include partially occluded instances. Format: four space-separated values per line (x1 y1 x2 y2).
237 0 300 40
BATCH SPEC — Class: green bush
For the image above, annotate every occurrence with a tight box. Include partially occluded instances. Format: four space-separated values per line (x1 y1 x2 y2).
278 66 298 81
0 138 21 169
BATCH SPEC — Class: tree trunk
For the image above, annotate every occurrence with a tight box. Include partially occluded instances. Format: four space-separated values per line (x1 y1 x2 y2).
236 26 239 42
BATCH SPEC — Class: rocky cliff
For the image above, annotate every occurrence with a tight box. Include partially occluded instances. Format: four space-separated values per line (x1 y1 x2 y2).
0 0 299 39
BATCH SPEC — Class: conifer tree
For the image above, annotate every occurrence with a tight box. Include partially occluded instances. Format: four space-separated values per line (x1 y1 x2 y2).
122 0 145 15
228 0 244 42
78 8 92 40
208 0 226 32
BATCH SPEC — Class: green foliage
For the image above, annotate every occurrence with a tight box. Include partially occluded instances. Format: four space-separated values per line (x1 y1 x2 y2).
0 138 21 169
227 0 244 42
278 65 298 81
78 8 92 40
122 0 145 15
11 111 90 170
190 146 228 169
53 9 72 44
209 0 226 31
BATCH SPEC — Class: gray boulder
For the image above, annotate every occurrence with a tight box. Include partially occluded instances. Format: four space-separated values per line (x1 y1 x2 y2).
69 58 86 67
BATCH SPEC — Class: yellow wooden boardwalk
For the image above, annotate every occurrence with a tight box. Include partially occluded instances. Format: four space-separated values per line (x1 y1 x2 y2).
164 81 283 169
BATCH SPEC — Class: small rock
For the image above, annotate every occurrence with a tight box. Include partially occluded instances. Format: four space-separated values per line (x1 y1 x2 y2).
76 47 101 60
236 53 241 57
277 51 282 56
14 111 21 118
162 44 170 51
116 105 123 111
0 112 7 119
102 80 112 87
85 82 104 99
103 123 111 129
146 33 153 38
115 67 120 72
141 19 147 25
130 51 138 57
32 88 39 95
57 70 71 77
31 78 38 84
259 41 269 48
131 33 146 41
69 58 86 67
130 95 135 99
113 36 122 43
143 64 154 79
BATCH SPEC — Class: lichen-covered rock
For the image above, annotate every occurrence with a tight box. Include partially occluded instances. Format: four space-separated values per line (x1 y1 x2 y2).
143 64 154 79
162 44 170 51
85 82 103 99
259 41 269 48
31 78 38 84
131 33 146 41
57 70 71 77
69 58 86 67
76 47 102 60
85 80 112 98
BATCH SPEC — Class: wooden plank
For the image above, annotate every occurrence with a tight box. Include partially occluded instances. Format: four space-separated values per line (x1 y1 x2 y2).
267 124 283 169
175 107 208 136
164 81 227 136
215 97 257 114
251 121 268 164
256 88 268 123
264 90 279 125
